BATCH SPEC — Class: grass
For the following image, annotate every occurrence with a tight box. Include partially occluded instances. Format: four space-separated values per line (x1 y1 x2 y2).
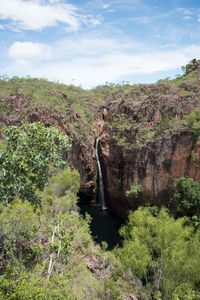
0 76 101 142
1 63 200 148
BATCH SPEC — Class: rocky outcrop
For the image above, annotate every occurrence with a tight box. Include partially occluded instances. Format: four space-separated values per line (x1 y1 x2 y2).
100 130 200 218
0 93 97 201
1 62 200 218
94 68 200 217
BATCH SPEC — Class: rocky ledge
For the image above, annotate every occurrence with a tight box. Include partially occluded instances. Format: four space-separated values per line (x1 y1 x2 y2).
1 60 200 218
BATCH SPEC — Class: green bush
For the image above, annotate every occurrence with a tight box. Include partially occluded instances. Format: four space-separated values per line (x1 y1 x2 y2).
0 122 71 205
126 184 144 197
173 176 200 220
0 169 102 299
156 114 171 134
115 207 200 299
162 158 171 171
0 199 40 271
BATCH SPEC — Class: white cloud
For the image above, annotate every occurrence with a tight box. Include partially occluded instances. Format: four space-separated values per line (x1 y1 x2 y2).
9 41 52 65
0 0 80 31
182 15 192 20
160 44 177 49
103 4 110 9
179 8 193 15
130 16 150 24
46 0 61 3
52 36 144 59
89 18 102 25
6 37 200 88
81 14 103 27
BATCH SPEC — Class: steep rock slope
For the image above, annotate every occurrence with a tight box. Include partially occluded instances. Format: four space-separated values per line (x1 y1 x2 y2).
1 60 200 218
0 82 100 201
99 60 200 217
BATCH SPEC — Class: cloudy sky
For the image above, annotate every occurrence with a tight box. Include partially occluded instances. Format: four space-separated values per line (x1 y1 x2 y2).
0 0 200 88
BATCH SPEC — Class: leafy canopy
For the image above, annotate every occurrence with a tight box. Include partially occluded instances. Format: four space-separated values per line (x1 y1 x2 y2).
173 176 200 220
126 183 144 197
0 122 71 206
0 199 40 272
0 170 99 299
115 207 200 299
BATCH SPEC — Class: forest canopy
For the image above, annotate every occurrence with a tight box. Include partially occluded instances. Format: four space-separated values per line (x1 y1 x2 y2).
0 122 71 206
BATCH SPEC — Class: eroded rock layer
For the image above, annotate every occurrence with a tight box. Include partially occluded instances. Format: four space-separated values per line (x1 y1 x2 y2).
1 60 200 218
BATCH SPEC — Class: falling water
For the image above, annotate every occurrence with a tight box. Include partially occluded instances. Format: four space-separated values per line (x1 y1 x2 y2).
95 137 107 210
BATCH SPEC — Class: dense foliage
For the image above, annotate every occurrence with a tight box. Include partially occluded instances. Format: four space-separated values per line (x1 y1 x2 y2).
115 207 200 299
126 183 144 197
0 122 71 205
0 170 102 299
0 168 144 299
0 123 141 299
173 176 200 222
1 63 200 298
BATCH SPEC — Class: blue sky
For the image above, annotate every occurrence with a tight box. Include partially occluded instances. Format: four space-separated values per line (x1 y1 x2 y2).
0 0 200 88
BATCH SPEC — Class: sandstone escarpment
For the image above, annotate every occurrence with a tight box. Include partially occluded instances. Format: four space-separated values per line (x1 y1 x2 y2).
1 62 200 218
97 63 200 218
100 130 200 218
0 92 97 200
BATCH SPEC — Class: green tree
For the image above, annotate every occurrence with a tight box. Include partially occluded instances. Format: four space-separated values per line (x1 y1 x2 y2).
126 183 144 197
0 199 40 272
173 176 200 219
115 207 200 299
0 170 99 298
41 169 80 216
0 169 105 299
0 122 71 206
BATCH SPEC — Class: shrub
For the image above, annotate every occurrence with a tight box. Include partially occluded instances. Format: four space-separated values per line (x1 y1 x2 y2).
162 158 171 171
0 122 71 205
126 184 144 197
173 176 200 220
115 207 200 299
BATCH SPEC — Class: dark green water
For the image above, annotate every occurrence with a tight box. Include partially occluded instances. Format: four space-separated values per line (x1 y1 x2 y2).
79 204 124 250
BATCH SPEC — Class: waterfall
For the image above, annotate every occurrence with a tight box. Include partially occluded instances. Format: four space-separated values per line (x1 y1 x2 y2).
95 137 107 210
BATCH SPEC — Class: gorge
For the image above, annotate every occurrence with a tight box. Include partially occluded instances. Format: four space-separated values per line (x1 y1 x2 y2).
95 137 107 210
1 60 200 299
1 59 200 220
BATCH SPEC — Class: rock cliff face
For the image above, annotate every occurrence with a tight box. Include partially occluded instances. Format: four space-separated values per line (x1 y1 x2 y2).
98 61 200 218
1 61 200 218
100 130 200 218
0 93 97 201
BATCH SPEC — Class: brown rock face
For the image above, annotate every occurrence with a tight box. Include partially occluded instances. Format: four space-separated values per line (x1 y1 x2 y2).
96 68 200 218
1 63 200 218
5 93 29 111
0 93 97 201
100 131 200 218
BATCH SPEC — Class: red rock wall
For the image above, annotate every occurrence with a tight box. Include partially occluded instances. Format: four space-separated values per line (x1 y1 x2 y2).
100 131 200 218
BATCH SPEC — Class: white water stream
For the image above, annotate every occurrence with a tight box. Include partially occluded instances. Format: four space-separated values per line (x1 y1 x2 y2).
95 137 107 210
